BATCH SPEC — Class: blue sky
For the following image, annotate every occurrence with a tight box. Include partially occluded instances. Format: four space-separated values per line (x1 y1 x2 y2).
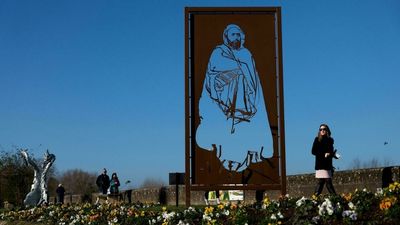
1 0 399 188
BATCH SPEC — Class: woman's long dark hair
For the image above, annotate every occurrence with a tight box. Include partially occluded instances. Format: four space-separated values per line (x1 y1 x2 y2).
317 123 331 142
112 173 118 179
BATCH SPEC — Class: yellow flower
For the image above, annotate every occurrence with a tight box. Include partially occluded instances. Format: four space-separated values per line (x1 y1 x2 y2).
218 204 224 210
311 194 318 201
162 206 167 211
380 197 397 210
342 193 352 202
389 182 400 192
204 206 214 215
263 196 270 206
380 201 391 210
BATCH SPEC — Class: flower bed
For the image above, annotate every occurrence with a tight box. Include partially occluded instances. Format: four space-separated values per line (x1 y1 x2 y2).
1 182 399 225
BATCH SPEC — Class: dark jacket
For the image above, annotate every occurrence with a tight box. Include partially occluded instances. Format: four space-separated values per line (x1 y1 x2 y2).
56 186 65 197
311 136 334 170
56 185 66 203
96 174 110 191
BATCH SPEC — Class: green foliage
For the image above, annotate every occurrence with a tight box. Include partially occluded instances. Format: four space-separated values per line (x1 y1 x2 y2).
1 183 400 224
0 150 33 206
290 196 318 224
351 188 380 220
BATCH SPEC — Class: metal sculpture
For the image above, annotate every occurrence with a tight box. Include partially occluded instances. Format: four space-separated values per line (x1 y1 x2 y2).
204 24 260 134
20 149 56 207
196 23 272 172
185 7 286 206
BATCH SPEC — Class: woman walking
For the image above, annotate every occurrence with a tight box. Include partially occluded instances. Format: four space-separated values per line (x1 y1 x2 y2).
109 173 120 195
312 124 337 195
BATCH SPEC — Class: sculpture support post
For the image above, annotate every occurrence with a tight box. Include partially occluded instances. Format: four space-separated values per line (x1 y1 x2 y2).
20 149 56 207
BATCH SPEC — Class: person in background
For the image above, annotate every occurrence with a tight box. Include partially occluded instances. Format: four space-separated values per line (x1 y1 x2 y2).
312 124 338 195
56 183 65 204
124 180 133 203
109 172 120 195
96 168 110 195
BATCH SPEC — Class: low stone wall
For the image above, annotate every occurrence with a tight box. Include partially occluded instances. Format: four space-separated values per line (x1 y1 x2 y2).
50 166 400 205
285 166 399 198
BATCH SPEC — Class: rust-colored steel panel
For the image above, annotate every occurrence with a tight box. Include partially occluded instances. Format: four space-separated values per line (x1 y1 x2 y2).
185 7 286 199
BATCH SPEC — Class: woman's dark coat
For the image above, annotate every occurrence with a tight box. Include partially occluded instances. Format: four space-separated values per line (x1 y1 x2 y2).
311 136 334 170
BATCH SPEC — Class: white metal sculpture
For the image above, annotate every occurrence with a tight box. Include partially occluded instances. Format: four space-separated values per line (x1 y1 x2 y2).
20 149 56 207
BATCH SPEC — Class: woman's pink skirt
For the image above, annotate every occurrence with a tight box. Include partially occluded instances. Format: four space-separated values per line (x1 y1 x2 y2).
315 169 332 178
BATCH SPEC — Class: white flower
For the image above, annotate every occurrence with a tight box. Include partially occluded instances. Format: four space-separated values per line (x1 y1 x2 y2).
277 211 284 219
270 214 277 220
224 210 230 216
296 196 307 207
312 216 320 223
177 220 187 225
162 211 176 221
318 198 334 216
327 207 334 215
184 207 197 215
202 214 212 221
342 210 357 221
348 202 355 210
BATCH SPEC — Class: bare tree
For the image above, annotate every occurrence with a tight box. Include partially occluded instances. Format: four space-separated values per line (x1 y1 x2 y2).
363 158 379 169
383 158 393 167
58 169 97 195
350 158 362 169
348 157 394 170
140 177 166 188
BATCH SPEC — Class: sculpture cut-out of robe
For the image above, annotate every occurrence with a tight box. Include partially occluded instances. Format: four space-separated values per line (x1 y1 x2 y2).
196 24 273 172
